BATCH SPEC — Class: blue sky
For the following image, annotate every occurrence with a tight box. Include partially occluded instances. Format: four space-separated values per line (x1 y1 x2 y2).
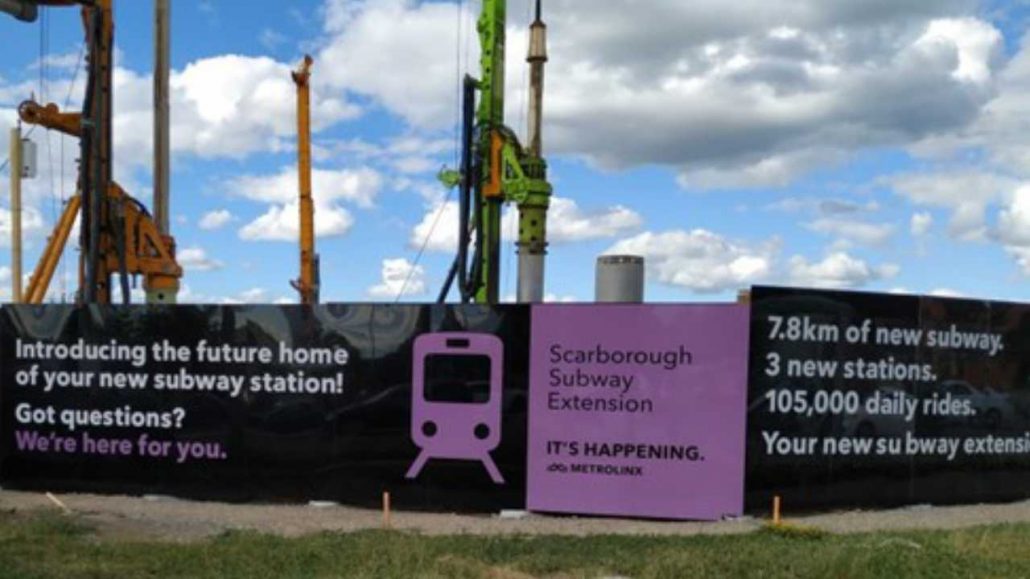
2 0 1030 304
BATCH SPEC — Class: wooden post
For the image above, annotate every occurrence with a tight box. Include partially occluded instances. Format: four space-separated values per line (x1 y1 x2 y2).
737 289 751 305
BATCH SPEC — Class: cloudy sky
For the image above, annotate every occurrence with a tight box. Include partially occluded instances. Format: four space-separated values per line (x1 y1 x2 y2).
0 0 1029 304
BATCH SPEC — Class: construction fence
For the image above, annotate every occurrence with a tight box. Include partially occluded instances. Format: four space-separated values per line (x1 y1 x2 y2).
1 286 1028 520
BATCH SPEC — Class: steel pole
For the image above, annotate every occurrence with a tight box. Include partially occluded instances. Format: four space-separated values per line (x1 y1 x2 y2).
516 4 549 303
153 0 170 234
9 126 22 303
148 0 177 304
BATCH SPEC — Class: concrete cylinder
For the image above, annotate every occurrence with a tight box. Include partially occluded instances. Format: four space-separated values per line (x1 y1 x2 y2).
595 255 644 303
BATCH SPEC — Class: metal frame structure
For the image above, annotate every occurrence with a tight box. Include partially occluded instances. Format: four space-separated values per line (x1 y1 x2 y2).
3 0 182 304
439 0 552 304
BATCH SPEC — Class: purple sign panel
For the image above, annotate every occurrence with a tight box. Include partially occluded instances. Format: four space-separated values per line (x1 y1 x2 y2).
527 304 749 520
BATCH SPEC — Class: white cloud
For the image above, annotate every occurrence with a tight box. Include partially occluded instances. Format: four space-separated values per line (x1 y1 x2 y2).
997 185 1030 275
319 136 453 175
911 212 933 236
313 2 1001 189
392 156 436 174
913 18 1002 85
239 202 355 242
178 247 224 272
199 209 233 231
896 26 1030 272
2 54 360 178
788 252 899 288
410 196 641 252
260 29 289 51
888 286 965 298
410 200 460 253
229 166 382 242
0 51 363 266
887 171 1012 240
169 55 358 159
178 284 293 305
106 275 147 304
807 217 895 247
0 207 46 248
227 166 381 207
367 258 426 299
998 184 1030 247
548 198 643 242
317 0 472 128
606 229 778 293
220 287 269 305
1006 247 1030 276
544 293 579 303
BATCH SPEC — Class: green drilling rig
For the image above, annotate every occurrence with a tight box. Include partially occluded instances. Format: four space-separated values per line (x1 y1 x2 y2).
439 0 552 304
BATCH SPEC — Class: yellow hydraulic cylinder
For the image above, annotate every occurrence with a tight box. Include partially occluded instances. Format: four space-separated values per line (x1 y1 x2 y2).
26 195 81 304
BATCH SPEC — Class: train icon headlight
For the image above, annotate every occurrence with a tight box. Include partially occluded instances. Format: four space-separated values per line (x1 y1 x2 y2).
405 332 505 484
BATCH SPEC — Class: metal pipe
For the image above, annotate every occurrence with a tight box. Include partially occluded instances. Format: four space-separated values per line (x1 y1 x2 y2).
516 0 549 303
516 252 544 302
437 255 460 303
526 1 547 159
9 126 22 303
153 0 170 235
146 0 177 304
457 75 476 302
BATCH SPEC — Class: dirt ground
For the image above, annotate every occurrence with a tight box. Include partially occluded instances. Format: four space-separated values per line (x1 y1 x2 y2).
4 489 1030 542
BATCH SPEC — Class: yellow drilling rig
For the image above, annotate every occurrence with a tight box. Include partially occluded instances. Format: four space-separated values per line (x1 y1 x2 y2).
2 0 182 304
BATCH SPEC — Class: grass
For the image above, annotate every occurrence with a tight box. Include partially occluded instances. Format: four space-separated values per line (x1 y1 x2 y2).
3 511 1030 578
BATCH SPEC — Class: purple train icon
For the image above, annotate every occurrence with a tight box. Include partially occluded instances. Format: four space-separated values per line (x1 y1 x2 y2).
405 332 505 484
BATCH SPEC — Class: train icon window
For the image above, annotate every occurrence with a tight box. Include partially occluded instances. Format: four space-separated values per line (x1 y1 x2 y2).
406 332 505 484
423 354 492 404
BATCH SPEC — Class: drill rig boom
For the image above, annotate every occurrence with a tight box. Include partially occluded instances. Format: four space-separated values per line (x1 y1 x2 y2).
9 0 182 304
438 0 552 304
290 55 320 305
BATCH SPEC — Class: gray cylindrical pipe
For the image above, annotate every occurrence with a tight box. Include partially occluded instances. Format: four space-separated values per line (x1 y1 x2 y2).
517 251 545 303
595 255 644 303
153 0 170 235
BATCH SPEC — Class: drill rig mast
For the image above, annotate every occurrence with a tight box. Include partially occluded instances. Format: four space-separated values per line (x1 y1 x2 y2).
290 55 320 305
4 0 182 304
439 0 552 304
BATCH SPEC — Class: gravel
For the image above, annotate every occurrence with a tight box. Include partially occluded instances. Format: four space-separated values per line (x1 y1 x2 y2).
4 489 1030 542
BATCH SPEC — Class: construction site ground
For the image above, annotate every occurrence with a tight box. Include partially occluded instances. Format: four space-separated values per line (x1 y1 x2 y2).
4 489 1030 541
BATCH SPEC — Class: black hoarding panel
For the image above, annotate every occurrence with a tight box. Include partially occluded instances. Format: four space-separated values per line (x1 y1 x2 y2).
747 286 1030 510
0 304 530 512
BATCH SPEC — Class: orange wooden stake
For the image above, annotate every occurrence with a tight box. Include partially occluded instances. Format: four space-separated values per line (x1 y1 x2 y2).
383 491 392 529
773 495 782 526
